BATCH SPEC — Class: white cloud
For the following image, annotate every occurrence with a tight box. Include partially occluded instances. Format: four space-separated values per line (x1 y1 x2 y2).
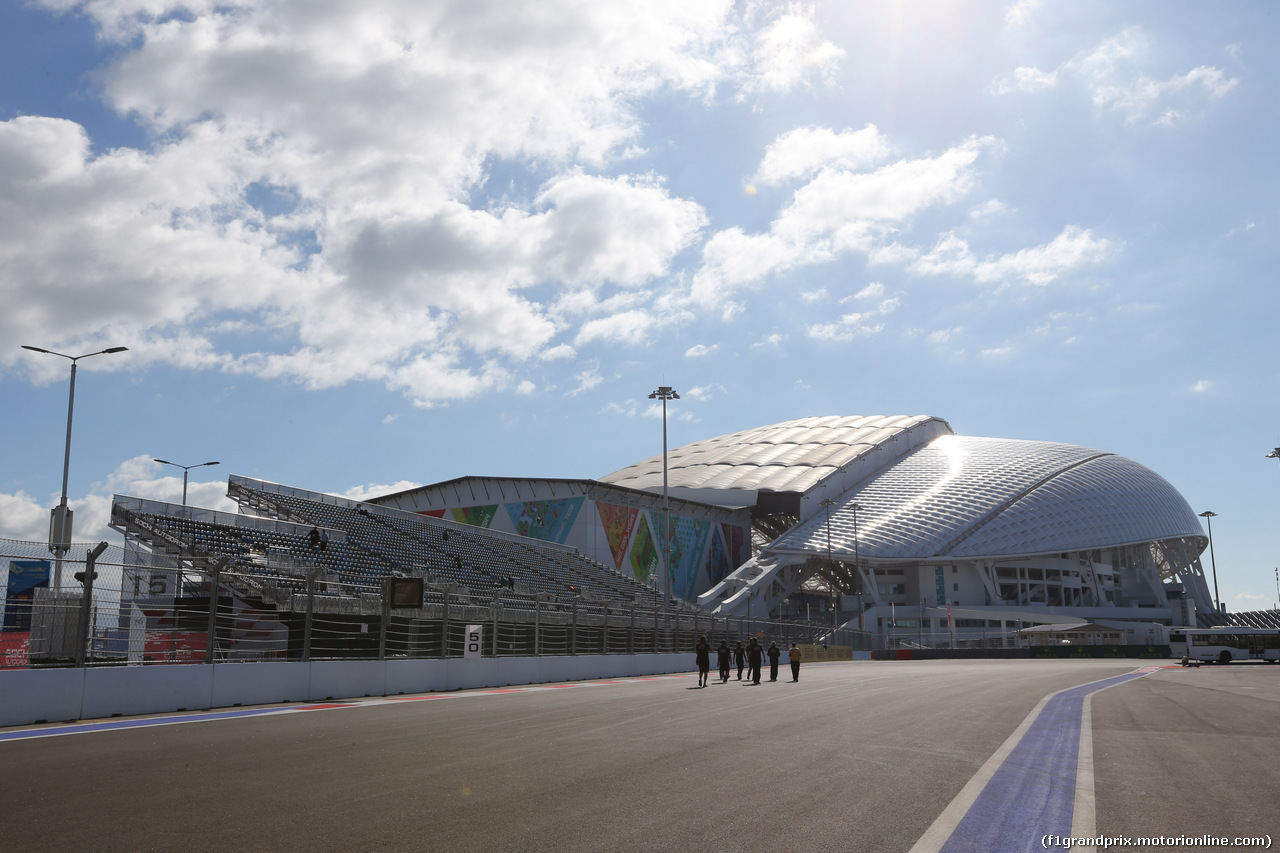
692 134 996 311
851 282 885 301
970 199 1009 221
752 333 785 349
742 4 846 96
574 310 654 346
685 343 718 357
806 295 897 342
755 124 891 185
683 383 724 401
567 365 604 397
1190 379 1212 393
1004 0 1042 28
800 288 827 303
913 225 1112 285
539 344 577 361
996 27 1238 125
0 455 239 543
3 1 834 406
928 326 964 345
342 480 424 502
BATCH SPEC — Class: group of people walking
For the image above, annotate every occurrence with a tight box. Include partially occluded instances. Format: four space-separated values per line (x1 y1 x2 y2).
694 636 802 687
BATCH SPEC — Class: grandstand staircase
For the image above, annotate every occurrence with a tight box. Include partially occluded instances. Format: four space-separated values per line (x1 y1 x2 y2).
697 554 811 618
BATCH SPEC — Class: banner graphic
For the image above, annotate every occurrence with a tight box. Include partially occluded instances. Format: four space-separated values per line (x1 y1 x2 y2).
597 502 639 571
505 497 583 544
722 523 746 569
629 513 658 583
671 516 711 600
707 526 732 587
451 505 498 528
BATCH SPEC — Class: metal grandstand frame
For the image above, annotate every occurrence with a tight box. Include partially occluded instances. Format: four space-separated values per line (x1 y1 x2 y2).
0 537 868 669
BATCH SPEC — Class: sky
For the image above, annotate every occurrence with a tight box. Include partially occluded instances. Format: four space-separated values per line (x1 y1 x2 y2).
1 0 1278 609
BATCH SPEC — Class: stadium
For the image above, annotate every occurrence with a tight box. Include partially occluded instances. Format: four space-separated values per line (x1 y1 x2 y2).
84 414 1226 654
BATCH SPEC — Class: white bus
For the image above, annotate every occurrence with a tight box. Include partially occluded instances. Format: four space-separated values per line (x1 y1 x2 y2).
1169 628 1280 664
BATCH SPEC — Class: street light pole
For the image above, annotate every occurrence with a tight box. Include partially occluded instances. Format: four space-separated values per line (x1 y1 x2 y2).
153 459 220 506
648 385 679 610
21 344 128 589
820 498 836 629
1199 510 1221 614
850 501 864 630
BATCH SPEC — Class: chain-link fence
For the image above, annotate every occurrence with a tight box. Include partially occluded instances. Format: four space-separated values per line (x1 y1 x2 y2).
1 540 871 669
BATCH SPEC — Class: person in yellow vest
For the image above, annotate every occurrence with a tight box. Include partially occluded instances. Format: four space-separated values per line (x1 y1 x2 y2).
788 643 802 682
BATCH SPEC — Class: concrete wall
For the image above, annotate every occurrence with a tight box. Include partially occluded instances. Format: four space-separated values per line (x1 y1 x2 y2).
0 653 691 728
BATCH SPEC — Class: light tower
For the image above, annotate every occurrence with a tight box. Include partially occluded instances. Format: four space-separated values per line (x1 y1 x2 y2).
648 385 679 608
1199 510 1221 613
21 344 128 588
154 459 220 506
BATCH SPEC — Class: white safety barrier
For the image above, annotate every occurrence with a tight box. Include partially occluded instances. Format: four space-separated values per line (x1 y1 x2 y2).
0 653 691 728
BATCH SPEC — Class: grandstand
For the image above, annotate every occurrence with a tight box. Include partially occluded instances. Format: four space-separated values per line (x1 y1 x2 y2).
110 476 676 610
1225 609 1280 629
103 413 1223 650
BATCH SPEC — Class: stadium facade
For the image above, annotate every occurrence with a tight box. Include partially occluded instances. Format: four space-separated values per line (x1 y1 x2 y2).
368 415 1215 646
601 415 1215 646
92 414 1218 650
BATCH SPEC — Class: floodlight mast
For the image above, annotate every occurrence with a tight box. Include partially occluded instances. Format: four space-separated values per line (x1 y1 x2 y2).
850 502 864 630
648 386 679 610
1199 510 1221 614
153 459 220 506
820 498 836 629
21 344 128 588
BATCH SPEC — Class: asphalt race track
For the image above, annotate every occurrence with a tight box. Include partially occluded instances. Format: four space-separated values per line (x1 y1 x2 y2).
1 660 1277 852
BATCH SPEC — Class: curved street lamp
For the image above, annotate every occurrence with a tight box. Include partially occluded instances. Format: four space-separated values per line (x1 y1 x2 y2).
153 459 220 506
21 344 128 588
1198 510 1221 614
648 385 679 610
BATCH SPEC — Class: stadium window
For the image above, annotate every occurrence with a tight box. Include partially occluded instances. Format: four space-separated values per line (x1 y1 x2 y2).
953 583 959 591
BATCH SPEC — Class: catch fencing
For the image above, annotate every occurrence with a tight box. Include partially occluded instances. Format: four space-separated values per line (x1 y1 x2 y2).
0 539 870 668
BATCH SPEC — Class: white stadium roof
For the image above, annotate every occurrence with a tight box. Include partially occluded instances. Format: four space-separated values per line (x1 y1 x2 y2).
769 434 1206 563
599 415 952 505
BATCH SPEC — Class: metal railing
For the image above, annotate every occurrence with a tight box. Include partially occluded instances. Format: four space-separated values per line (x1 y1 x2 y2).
0 542 870 668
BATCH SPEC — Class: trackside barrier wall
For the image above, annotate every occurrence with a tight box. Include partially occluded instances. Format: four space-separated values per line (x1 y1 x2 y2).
0 653 690 727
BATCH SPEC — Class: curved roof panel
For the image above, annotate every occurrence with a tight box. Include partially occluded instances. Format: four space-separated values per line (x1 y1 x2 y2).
771 435 1205 561
600 415 952 497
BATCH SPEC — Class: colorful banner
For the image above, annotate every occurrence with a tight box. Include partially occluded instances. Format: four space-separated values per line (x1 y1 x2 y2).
451 504 498 528
707 526 733 586
671 516 711 600
597 502 639 571
416 509 447 519
4 560 50 632
505 497 583 544
723 523 746 569
629 513 658 583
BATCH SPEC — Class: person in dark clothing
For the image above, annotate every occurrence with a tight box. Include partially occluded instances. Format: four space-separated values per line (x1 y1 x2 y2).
716 640 731 683
746 638 763 684
789 643 802 682
694 636 711 687
307 527 320 549
733 641 746 680
767 641 781 681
